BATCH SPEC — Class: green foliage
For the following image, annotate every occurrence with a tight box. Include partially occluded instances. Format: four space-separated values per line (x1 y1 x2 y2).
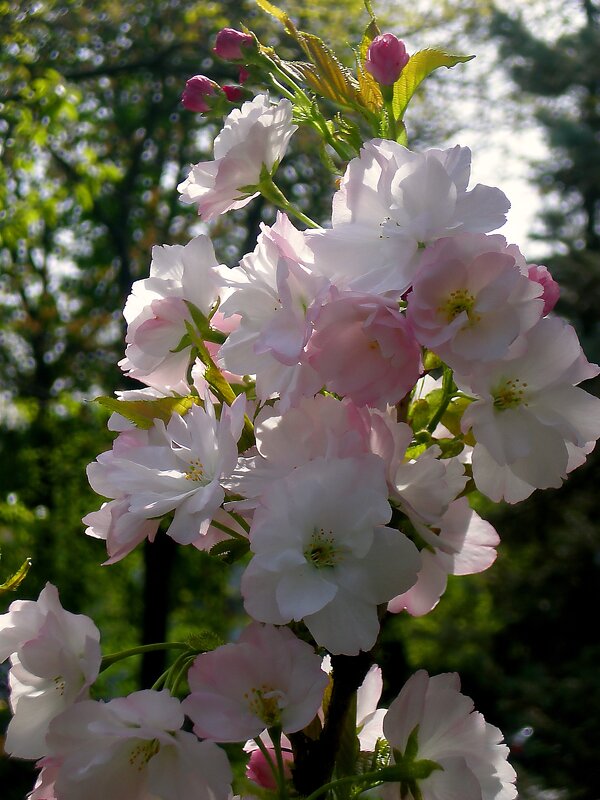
391 49 474 121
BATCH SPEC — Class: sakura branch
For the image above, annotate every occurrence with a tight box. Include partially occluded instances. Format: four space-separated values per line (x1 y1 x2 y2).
3 1 599 799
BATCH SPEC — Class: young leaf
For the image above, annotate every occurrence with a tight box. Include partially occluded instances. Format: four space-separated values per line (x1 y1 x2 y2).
0 558 32 596
94 395 200 429
254 0 299 37
392 49 475 121
293 33 361 107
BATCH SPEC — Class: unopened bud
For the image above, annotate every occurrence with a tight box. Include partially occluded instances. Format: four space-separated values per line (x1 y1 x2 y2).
223 85 243 102
528 264 560 315
213 28 254 61
181 75 219 113
365 33 410 86
238 67 250 85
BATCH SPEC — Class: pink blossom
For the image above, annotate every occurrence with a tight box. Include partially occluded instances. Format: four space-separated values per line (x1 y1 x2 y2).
388 497 499 616
86 394 246 548
307 291 422 408
407 233 543 373
223 85 243 102
528 263 560 315
45 690 232 800
241 456 420 655
229 394 371 502
246 746 293 789
119 234 226 392
182 75 219 113
28 757 61 800
183 623 328 742
83 498 160 564
457 315 600 502
305 142 510 296
365 34 409 85
178 95 297 221
218 213 328 409
382 671 516 800
213 28 254 60
0 584 101 760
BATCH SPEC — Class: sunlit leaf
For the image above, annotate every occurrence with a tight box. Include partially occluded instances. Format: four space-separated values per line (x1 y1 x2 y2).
0 558 32 596
94 395 200 429
392 49 474 120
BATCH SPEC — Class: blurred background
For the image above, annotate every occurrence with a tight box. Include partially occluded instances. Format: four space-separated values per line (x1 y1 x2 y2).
1 0 599 797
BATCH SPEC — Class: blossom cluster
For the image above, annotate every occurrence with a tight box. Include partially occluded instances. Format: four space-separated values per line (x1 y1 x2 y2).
2 11 598 800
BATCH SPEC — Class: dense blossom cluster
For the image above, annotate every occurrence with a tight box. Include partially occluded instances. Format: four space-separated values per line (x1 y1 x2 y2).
2 10 598 800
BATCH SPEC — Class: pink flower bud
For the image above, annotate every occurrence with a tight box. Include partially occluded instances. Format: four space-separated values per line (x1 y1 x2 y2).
238 67 250 85
181 75 218 113
528 263 560 315
213 28 254 61
365 33 409 86
223 85 243 102
247 747 293 790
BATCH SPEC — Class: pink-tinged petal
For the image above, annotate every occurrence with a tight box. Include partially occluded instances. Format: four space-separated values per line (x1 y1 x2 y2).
388 551 448 617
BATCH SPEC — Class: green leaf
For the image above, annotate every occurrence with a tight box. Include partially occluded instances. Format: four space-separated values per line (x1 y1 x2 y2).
94 395 200 429
185 629 224 651
356 20 384 113
255 0 361 108
254 0 300 37
292 34 361 107
392 49 475 120
209 537 250 564
0 558 32 596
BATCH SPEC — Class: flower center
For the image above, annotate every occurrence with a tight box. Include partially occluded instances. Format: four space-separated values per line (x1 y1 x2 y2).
185 458 205 482
128 738 161 772
439 288 479 324
245 685 285 726
304 527 339 568
492 377 528 410
53 675 66 696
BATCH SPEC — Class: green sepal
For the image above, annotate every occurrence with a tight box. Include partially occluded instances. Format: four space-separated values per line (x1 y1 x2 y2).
405 442 429 460
170 332 193 354
209 537 250 564
186 301 227 346
441 395 473 440
408 398 431 432
436 437 465 458
423 350 443 371
94 395 201 429
0 558 32 596
392 49 475 121
185 629 224 652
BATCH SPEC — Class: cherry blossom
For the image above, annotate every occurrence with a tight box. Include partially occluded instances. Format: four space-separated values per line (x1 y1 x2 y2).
241 456 421 654
457 316 600 502
305 141 510 296
388 497 499 616
218 213 328 408
407 233 543 373
306 291 422 409
527 263 560 315
183 623 328 742
178 95 297 220
382 670 517 800
86 394 246 547
119 235 226 392
0 584 101 759
45 690 232 800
